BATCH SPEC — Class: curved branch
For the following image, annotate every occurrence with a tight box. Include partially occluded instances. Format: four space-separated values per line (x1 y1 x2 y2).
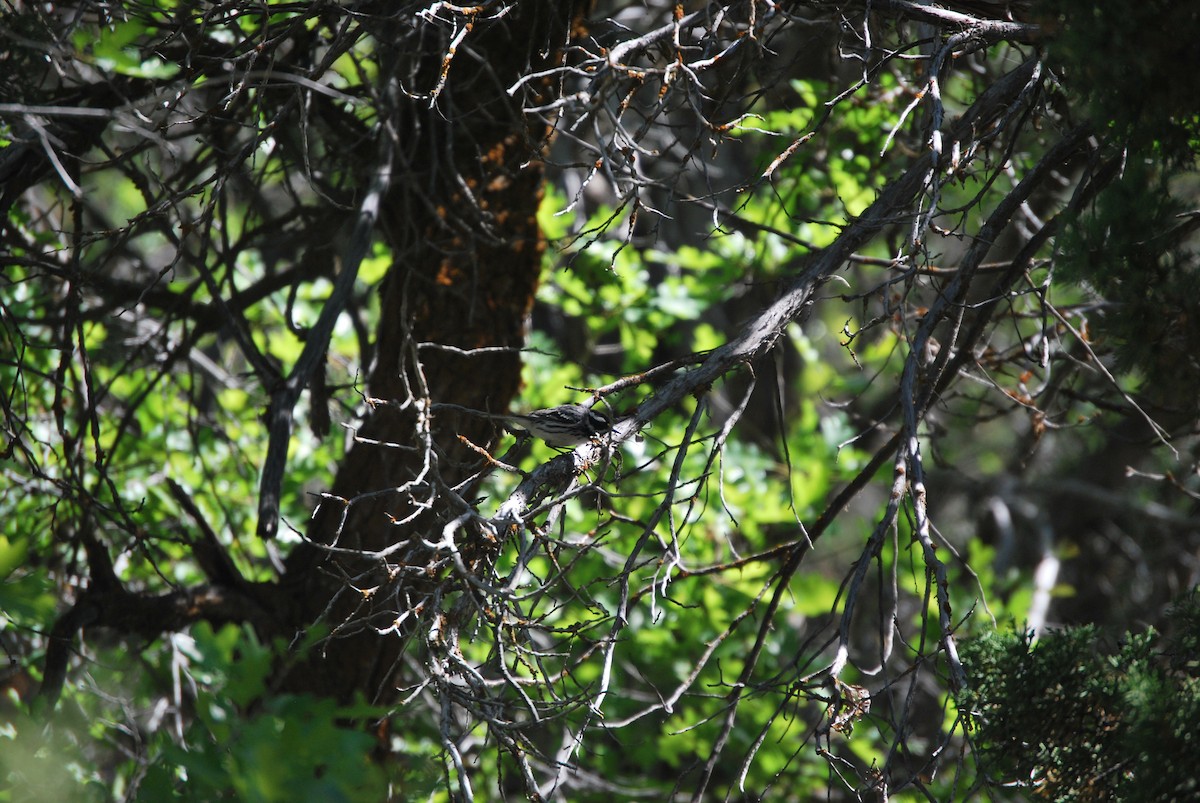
38 582 277 707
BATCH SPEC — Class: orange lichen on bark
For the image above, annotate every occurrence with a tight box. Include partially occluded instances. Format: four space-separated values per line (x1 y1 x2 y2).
435 261 460 286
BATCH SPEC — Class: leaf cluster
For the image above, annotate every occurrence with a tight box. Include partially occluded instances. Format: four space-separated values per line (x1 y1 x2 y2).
1048 0 1200 400
959 591 1200 802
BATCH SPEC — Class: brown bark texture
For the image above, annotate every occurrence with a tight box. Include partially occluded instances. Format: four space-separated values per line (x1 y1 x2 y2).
276 2 588 701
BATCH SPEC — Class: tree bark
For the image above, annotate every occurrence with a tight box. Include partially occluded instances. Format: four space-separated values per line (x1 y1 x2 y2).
276 2 589 702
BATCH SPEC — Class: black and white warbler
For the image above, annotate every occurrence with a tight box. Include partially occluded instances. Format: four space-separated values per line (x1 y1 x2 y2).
503 403 612 447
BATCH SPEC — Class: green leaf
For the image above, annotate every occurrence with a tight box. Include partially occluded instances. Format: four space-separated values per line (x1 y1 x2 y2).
0 537 28 579
0 573 58 628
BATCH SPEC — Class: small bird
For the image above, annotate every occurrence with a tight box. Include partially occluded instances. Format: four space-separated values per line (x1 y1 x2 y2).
501 403 613 447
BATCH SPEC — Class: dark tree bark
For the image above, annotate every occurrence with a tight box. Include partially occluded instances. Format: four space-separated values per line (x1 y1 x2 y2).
275 2 591 702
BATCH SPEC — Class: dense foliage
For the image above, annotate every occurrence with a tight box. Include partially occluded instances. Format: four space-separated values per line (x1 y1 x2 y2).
960 591 1200 802
2 0 1198 800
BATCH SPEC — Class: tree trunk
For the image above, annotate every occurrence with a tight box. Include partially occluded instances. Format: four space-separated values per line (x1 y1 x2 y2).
276 2 588 703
